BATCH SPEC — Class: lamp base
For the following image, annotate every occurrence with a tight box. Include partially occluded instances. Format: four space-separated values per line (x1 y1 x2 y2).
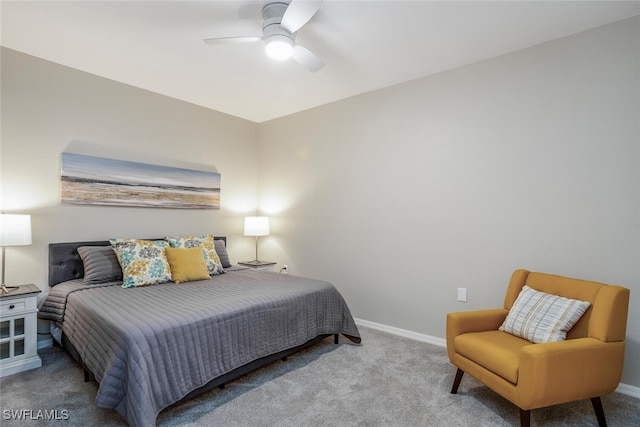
1 284 20 295
241 260 266 266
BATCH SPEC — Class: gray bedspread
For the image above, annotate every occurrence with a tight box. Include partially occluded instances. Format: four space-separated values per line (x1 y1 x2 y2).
39 269 360 427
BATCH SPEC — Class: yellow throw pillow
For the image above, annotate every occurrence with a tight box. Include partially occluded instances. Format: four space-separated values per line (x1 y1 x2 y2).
165 247 210 284
164 235 224 275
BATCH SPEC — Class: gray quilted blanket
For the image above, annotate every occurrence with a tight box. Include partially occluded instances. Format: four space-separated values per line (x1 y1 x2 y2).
39 269 361 427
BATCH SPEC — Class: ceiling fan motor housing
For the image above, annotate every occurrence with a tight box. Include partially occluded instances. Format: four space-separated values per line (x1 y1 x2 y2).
262 2 296 45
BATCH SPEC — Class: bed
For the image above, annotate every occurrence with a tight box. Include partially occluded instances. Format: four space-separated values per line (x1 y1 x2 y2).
39 236 361 427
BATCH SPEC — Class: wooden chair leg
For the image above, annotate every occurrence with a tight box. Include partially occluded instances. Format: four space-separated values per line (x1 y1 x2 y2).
591 397 607 427
519 409 531 427
450 368 464 394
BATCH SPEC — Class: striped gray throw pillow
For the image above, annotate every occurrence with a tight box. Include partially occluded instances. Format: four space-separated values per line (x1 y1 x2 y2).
499 285 590 343
78 246 123 284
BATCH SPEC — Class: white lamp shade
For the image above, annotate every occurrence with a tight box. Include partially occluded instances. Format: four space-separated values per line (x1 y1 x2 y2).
0 214 32 246
244 216 270 237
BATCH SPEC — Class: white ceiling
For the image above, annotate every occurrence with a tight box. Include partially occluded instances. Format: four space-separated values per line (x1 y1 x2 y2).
2 1 640 123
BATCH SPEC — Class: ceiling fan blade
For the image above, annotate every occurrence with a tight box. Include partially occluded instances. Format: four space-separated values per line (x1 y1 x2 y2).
281 0 322 34
291 44 324 72
204 36 262 45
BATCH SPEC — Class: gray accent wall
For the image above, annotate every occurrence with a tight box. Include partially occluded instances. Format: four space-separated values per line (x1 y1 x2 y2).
258 16 640 388
2 16 639 388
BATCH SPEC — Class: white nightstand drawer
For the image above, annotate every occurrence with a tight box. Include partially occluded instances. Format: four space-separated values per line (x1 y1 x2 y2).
0 300 26 315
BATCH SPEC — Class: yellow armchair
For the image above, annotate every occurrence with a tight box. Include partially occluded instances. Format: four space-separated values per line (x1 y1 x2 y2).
446 269 630 427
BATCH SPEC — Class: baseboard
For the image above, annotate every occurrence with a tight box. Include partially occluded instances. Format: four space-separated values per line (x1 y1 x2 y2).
354 317 640 398
354 318 446 347
37 337 53 350
615 382 640 399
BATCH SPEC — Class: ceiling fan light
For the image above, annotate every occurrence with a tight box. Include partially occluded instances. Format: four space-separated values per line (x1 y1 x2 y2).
265 36 293 60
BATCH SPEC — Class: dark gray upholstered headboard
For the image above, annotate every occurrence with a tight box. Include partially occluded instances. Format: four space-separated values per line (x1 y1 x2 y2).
48 237 227 287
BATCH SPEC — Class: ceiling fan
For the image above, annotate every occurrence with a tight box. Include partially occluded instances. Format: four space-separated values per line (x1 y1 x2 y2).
204 0 324 72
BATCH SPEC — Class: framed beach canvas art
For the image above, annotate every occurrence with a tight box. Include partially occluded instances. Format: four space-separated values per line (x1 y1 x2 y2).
60 153 221 209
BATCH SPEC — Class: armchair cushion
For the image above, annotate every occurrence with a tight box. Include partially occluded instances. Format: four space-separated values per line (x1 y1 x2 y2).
455 330 531 384
499 285 590 343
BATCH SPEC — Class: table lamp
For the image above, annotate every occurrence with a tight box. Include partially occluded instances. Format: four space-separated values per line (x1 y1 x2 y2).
243 216 270 264
0 214 32 294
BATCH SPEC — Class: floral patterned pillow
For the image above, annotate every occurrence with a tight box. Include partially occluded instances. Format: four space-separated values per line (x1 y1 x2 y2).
109 239 173 288
164 234 224 275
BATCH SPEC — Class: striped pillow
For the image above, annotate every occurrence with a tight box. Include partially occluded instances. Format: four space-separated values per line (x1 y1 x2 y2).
78 246 122 284
499 285 590 343
214 239 231 268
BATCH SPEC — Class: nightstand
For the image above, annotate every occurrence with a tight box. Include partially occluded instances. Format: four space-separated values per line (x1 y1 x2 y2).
0 284 42 378
238 261 277 271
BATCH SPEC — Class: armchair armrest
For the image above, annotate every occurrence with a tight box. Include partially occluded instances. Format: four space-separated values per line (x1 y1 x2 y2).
517 338 625 409
446 309 508 359
447 308 508 336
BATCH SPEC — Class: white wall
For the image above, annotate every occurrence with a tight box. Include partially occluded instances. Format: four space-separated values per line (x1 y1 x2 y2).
1 47 261 295
258 17 640 387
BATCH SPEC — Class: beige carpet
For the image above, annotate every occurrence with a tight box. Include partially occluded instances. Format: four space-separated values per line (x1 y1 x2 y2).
1 326 639 426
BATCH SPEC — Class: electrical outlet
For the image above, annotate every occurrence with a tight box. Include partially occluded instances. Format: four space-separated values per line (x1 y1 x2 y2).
457 288 467 302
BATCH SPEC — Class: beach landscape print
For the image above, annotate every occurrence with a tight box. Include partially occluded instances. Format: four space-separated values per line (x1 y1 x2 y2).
61 153 221 209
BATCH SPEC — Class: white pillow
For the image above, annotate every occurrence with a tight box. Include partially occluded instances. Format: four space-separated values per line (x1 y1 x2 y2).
499 285 590 344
